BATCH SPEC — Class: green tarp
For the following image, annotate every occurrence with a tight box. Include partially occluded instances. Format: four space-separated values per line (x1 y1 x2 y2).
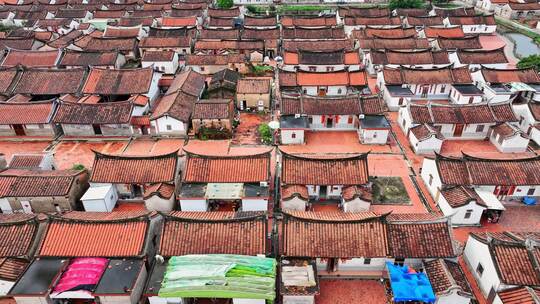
158 254 276 300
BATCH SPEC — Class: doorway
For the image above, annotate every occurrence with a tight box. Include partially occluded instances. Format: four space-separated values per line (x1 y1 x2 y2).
326 117 333 128
241 100 247 110
453 124 464 137
13 125 25 136
92 124 102 135
21 201 32 213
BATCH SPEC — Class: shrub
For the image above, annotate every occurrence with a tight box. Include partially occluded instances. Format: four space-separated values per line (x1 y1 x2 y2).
388 0 425 9
72 164 85 170
258 123 273 145
216 0 233 9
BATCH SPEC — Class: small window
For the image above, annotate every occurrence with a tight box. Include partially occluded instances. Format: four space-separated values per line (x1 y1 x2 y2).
38 124 44 129
348 116 353 124
337 88 342 94
291 132 296 139
464 209 473 219
200 66 205 71
398 97 404 106
428 174 434 186
475 125 484 133
468 96 474 104
309 66 316 72
364 258 371 265
440 85 446 93
528 188 536 196
476 263 484 277
373 132 377 138
166 125 172 131
303 89 307 94
308 116 313 124
326 66 334 72
394 258 405 266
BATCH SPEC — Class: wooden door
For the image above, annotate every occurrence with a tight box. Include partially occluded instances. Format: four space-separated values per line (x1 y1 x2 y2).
12 125 25 136
453 124 464 137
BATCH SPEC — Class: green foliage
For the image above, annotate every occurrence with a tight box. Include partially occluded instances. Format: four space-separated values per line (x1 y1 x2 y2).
216 0 233 9
72 164 85 170
198 127 231 140
258 123 273 145
251 65 273 76
517 55 540 70
388 0 425 9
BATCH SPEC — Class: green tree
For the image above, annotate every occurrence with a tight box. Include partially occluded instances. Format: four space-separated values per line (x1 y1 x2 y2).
517 54 540 71
216 0 233 9
388 0 425 9
72 163 85 170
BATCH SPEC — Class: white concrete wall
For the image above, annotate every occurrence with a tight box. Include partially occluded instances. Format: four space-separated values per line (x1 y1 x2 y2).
490 132 529 153
310 115 356 130
281 197 307 211
463 236 502 297
281 129 305 145
438 195 485 226
421 158 443 198
360 128 389 144
241 198 268 211
145 195 175 212
302 86 347 96
179 199 207 211
436 290 472 304
342 197 370 212
152 116 185 136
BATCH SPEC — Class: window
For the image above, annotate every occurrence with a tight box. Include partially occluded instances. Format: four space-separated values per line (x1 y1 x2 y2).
398 97 404 106
476 263 484 277
166 125 172 131
364 258 371 265
373 132 377 138
326 67 334 72
394 258 405 266
440 85 446 93
475 125 484 132
303 89 307 94
337 88 342 94
38 124 44 129
469 96 474 104
519 115 525 125
528 187 536 196
291 133 296 139
200 66 205 71
309 66 316 72
348 116 353 124
54 204 61 213
308 116 313 124
464 209 473 219
428 174 433 186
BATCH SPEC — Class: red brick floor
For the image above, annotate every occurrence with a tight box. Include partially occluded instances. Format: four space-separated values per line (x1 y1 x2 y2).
316 279 390 304
0 140 51 162
122 138 184 156
52 140 128 170
439 139 536 159
279 131 400 154
232 112 270 145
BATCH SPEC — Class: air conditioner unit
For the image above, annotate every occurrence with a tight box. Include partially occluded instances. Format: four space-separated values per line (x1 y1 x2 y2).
402 84 408 88
295 114 301 118
260 181 268 187
359 114 365 119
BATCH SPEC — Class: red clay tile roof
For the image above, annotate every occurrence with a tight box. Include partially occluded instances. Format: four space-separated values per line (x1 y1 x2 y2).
383 66 472 85
281 152 369 186
342 185 372 202
345 15 401 26
280 211 388 258
244 15 277 27
0 258 29 281
371 49 449 65
440 186 487 208
192 99 234 120
0 67 19 95
38 212 150 257
434 7 476 17
387 218 456 258
437 35 483 50
281 184 309 200
118 16 155 27
408 101 517 124
59 50 119 67
498 287 540 304
170 7 204 17
359 37 430 49
186 54 247 65
281 94 384 116
143 182 175 199
82 67 153 95
457 48 508 64
161 16 197 27
150 69 205 121
339 7 389 17
284 50 360 65
448 14 496 25
14 68 86 95
435 153 540 186
424 26 465 38
83 37 137 52
103 25 141 38
159 211 267 257
139 36 191 48
1 49 59 68
90 151 178 184
195 40 264 51
93 9 126 19
410 124 443 140
9 154 46 169
0 38 35 51
0 169 83 197
282 26 346 40
242 27 280 40
481 67 540 84
396 8 430 16
281 15 337 27
208 16 235 27
0 101 55 124
353 26 417 39
508 2 540 10
142 50 175 61
407 15 444 26
0 214 39 258
183 151 271 183
53 101 133 124
493 244 540 286
281 39 354 52
529 103 540 121
423 259 472 296
237 78 270 94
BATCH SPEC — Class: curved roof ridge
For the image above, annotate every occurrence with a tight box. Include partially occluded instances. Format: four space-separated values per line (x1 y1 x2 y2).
279 149 369 161
163 211 266 223
183 149 272 159
282 210 389 223
92 149 179 160
461 152 540 162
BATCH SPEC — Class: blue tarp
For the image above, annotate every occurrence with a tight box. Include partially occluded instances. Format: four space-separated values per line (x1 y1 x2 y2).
386 262 436 303
523 197 537 206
